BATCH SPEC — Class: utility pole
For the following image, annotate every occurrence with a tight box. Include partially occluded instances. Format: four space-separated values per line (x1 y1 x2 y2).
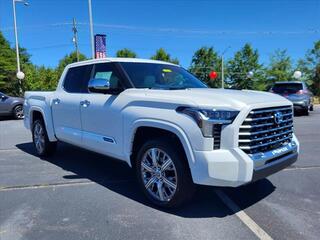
88 0 95 59
72 18 80 62
221 46 231 89
221 55 224 89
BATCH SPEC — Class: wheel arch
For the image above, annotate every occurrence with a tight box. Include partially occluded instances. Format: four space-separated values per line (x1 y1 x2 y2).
126 120 195 175
29 107 57 142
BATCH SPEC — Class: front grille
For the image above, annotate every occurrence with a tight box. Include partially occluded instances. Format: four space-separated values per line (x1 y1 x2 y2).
239 106 293 154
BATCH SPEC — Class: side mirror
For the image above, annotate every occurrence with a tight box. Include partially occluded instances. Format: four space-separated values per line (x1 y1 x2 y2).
1 95 7 100
88 78 110 94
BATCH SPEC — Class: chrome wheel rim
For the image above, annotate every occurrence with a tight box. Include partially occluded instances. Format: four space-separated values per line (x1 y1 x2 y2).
34 123 45 154
15 106 24 119
141 148 177 202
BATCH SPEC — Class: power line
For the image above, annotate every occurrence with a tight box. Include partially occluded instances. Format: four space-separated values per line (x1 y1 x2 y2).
1 22 319 36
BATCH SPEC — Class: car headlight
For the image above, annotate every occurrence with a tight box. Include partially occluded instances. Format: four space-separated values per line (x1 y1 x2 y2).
177 107 239 138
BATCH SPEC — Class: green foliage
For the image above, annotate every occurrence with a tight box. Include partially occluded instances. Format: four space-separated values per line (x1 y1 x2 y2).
1 30 319 96
116 48 137 58
227 43 264 90
150 48 179 64
56 51 87 77
296 40 320 96
266 49 293 85
24 65 59 91
0 32 31 96
189 46 221 88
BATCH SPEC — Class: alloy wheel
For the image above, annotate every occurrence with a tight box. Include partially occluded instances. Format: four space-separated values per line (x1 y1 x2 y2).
14 106 24 119
140 148 177 202
34 123 45 154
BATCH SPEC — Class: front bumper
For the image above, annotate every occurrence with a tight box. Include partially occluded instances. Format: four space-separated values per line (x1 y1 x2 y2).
191 136 299 187
252 151 298 182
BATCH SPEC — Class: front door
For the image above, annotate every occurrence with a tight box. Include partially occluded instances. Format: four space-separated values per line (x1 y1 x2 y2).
80 63 124 158
52 65 92 145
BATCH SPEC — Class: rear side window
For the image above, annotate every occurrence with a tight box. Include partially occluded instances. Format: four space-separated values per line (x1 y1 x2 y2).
63 65 92 93
272 83 303 94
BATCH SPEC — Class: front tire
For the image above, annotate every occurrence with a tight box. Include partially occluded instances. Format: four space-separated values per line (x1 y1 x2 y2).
32 119 57 156
135 138 195 208
13 105 24 119
310 105 314 111
302 107 309 116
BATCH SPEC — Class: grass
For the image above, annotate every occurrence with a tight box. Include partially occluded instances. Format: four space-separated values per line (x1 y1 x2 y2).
314 96 320 105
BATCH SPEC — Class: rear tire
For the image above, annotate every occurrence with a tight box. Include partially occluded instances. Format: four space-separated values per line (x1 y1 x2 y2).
32 119 57 157
13 105 24 119
135 138 195 208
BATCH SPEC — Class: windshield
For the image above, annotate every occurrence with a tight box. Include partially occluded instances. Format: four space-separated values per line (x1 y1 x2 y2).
272 83 303 94
120 62 207 89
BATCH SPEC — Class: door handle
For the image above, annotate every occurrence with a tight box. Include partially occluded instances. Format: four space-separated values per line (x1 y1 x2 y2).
80 100 90 108
53 98 60 105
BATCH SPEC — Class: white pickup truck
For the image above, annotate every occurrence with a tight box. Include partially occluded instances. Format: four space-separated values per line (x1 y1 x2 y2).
24 58 299 207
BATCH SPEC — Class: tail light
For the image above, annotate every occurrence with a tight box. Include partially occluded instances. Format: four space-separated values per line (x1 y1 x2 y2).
296 90 308 94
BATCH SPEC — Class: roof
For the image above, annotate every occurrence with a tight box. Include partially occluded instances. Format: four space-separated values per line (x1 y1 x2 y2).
67 57 179 68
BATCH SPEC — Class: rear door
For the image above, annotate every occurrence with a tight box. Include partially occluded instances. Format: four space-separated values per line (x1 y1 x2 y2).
52 65 92 145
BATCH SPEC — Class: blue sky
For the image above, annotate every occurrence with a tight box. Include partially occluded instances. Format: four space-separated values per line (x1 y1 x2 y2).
0 0 319 68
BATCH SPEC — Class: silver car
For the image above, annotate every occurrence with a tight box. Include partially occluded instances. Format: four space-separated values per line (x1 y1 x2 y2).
0 92 24 119
270 81 314 116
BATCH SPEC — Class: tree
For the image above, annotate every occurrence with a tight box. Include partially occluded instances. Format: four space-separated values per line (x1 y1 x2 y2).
189 46 221 88
227 43 264 90
296 40 320 96
266 49 292 85
24 65 59 91
116 48 137 58
56 51 87 77
150 48 179 64
0 31 32 96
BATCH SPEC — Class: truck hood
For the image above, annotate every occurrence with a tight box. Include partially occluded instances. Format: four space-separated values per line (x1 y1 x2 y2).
128 88 291 110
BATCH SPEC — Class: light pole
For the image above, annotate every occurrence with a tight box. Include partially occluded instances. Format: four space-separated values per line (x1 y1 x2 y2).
12 0 28 94
221 46 231 88
88 0 95 59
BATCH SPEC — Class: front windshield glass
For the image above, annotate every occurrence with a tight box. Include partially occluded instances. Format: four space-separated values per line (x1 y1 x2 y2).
120 62 207 89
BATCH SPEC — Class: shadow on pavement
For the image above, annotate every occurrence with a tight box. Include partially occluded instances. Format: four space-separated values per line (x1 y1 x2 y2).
16 142 275 218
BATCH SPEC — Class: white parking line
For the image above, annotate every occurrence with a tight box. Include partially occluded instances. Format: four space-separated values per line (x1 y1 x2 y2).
215 189 273 240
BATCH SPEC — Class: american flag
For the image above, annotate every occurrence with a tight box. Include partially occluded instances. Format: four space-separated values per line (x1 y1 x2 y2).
94 34 106 58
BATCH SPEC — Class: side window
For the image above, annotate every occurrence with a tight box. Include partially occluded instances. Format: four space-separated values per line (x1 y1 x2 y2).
63 65 92 93
91 63 123 90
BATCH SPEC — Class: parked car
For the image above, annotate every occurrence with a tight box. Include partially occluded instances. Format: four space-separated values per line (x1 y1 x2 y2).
24 58 299 208
0 92 24 119
270 81 313 115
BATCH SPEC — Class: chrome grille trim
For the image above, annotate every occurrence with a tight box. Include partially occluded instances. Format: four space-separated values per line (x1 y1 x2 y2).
238 130 293 143
239 105 293 154
250 107 292 114
239 124 293 136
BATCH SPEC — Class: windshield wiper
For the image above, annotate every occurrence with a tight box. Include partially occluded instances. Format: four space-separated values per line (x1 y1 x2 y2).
168 87 187 90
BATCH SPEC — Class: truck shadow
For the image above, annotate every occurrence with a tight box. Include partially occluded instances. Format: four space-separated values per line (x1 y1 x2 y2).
16 142 275 218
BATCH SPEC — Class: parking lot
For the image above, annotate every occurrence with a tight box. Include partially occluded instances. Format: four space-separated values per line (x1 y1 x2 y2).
0 107 320 240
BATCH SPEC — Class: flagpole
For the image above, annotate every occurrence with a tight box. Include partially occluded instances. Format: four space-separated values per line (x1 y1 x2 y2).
88 0 94 59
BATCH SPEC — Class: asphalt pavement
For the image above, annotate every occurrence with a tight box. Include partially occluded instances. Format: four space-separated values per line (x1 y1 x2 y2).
0 107 319 240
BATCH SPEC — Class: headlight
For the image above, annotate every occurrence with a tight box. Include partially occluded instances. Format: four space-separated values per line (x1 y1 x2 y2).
177 107 239 138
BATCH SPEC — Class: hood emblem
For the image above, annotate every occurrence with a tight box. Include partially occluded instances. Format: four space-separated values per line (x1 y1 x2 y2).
274 111 284 124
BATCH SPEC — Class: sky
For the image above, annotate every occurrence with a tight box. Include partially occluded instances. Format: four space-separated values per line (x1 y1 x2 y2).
0 0 319 69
